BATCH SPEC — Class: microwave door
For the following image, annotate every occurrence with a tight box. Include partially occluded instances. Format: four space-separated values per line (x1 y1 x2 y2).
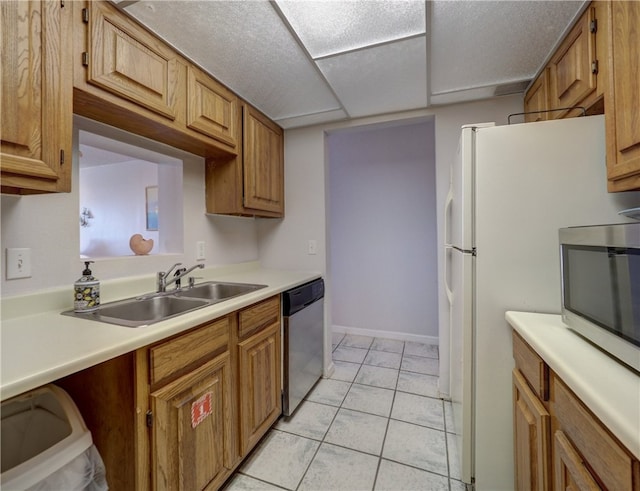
611 248 640 340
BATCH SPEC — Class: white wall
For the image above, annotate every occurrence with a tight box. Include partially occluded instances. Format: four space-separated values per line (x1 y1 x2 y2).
257 94 525 381
327 120 438 340
80 161 161 257
1 128 259 297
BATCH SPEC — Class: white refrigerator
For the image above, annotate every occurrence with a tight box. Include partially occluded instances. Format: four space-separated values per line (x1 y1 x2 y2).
443 115 640 490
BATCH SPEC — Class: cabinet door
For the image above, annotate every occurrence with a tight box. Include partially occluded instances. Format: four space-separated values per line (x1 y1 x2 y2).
513 369 551 491
238 322 281 454
186 66 238 148
606 1 640 191
85 1 179 121
548 7 597 118
243 105 284 216
524 70 550 122
554 431 601 491
151 353 232 491
1 0 72 194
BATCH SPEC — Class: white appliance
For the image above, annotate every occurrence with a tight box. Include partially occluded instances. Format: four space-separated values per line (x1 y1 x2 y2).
443 115 640 490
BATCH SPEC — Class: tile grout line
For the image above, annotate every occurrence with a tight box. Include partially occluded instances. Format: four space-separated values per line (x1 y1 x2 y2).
236 335 449 490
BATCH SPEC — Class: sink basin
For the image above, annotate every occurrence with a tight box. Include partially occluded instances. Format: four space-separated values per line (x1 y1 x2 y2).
175 281 267 302
63 295 209 328
62 281 267 327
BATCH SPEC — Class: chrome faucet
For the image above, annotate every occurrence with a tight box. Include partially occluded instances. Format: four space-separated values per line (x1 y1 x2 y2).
157 263 204 292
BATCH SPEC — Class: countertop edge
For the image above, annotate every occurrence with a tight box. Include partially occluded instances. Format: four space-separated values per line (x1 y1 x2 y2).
1 267 321 401
506 310 640 460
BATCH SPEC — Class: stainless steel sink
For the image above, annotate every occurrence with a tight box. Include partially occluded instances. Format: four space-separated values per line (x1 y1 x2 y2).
62 281 267 327
175 281 267 302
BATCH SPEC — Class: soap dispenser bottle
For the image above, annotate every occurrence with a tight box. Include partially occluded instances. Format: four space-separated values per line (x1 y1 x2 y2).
74 261 100 312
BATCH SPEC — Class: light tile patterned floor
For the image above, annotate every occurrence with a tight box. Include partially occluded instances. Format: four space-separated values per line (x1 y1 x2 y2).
224 333 465 491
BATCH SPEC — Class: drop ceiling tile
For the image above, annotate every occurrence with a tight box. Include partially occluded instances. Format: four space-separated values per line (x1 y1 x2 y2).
316 37 427 118
276 0 425 59
275 109 348 129
430 0 584 94
123 1 341 121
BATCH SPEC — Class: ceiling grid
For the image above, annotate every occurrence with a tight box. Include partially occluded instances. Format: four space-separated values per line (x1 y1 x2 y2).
117 0 587 128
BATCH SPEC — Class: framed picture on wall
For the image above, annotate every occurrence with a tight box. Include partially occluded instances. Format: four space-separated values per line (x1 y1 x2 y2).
146 186 159 231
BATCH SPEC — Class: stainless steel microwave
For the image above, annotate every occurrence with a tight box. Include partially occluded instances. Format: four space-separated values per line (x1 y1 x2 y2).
559 223 640 373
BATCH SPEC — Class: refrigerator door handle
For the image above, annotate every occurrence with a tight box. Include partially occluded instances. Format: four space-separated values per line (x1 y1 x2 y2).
444 185 454 304
444 185 453 248
444 245 453 305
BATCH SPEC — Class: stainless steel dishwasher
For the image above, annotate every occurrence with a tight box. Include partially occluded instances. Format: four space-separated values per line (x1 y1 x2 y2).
282 278 324 416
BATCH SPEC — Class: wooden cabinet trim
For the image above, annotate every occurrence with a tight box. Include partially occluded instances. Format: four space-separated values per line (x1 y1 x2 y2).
149 316 229 387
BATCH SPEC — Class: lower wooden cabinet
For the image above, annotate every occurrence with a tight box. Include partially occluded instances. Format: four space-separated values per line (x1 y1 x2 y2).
151 353 232 491
513 369 551 491
238 321 281 454
56 295 283 491
553 430 600 491
513 330 640 491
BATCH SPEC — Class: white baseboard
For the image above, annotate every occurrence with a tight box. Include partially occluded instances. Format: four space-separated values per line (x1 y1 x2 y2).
323 360 336 378
331 324 438 346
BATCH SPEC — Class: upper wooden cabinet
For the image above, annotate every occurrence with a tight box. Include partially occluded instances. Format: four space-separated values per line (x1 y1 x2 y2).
186 65 238 149
243 105 285 215
1 0 73 194
206 103 284 218
73 0 238 160
84 0 179 121
605 1 640 192
547 4 604 119
524 69 550 123
525 1 640 192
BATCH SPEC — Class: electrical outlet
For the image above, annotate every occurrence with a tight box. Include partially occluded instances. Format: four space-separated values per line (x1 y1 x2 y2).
308 240 317 255
196 241 206 261
6 248 31 279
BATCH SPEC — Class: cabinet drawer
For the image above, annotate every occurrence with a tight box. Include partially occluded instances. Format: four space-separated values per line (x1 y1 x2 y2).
551 373 636 491
513 331 548 400
150 316 229 386
238 296 280 339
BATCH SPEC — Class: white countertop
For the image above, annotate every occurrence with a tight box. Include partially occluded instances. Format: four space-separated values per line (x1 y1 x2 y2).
506 311 640 460
1 263 320 401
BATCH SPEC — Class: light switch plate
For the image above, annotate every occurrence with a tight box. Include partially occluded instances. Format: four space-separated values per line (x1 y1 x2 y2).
6 248 32 279
196 241 206 261
308 240 317 255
